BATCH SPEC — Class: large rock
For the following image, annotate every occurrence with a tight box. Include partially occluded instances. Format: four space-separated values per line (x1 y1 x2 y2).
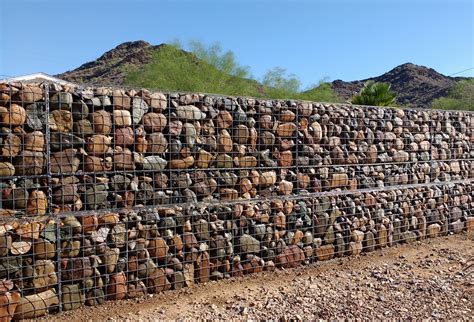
176 105 206 120
239 234 260 253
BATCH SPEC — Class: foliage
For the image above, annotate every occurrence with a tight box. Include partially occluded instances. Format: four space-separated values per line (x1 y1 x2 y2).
124 44 260 96
351 81 397 106
188 40 251 79
262 67 301 98
431 79 474 111
299 82 343 103
124 40 342 102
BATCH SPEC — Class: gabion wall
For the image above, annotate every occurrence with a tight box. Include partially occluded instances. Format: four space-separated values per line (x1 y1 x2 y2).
0 81 473 320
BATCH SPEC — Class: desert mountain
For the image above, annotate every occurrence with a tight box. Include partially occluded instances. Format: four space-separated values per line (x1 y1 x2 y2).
330 63 468 108
58 41 469 108
58 41 160 86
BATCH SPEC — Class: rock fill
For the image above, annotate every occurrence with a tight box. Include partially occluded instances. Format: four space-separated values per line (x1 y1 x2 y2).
0 81 472 319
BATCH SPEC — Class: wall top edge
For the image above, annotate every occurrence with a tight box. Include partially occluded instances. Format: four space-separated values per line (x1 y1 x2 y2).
1 80 472 115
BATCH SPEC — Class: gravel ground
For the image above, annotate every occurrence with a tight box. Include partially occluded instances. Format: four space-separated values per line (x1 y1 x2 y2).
52 233 473 321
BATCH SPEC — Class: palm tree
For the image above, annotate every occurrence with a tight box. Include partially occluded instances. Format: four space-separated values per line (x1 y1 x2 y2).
351 81 397 106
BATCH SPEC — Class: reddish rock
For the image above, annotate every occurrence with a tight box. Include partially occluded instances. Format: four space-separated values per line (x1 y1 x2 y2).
106 272 127 300
275 245 305 268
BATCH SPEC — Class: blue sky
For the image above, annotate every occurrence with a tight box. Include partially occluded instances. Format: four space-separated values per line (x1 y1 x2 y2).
0 0 473 87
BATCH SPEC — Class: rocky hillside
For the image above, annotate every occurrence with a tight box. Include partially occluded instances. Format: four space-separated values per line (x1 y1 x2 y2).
58 41 160 85
331 63 468 108
58 41 469 108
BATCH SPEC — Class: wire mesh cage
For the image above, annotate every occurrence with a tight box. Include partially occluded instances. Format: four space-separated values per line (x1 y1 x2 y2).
0 80 472 319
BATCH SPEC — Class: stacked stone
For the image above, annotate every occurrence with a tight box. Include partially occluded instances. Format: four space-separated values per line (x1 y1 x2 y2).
0 82 59 320
0 81 473 319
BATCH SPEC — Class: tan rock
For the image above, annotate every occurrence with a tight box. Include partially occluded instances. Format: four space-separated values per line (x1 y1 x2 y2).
348 241 363 255
147 132 168 154
298 102 313 116
50 149 80 174
393 150 409 162
148 92 167 112
218 129 233 153
33 238 55 259
84 155 112 172
148 237 168 261
315 244 334 261
376 224 388 248
113 109 132 127
280 110 295 122
220 188 239 200
0 291 21 321
466 217 474 232
18 85 43 103
13 289 59 319
49 110 73 132
278 180 293 195
426 223 441 238
216 110 233 129
169 156 194 169
27 190 47 215
86 135 112 154
112 89 131 110
260 115 273 129
196 149 213 168
89 110 112 134
24 131 45 152
351 230 364 243
1 133 21 156
276 122 297 137
297 173 310 189
278 150 293 167
239 178 253 193
274 212 286 229
311 121 323 143
0 162 15 176
238 156 257 168
142 112 167 133
11 240 32 255
215 154 233 168
259 171 277 187
1 104 26 126
234 124 249 144
330 173 348 188
367 145 378 163
14 150 45 175
113 149 135 170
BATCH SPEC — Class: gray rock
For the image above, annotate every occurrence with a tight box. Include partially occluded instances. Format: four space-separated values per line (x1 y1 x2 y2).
176 105 206 120
25 103 45 130
194 219 210 241
132 97 149 123
50 92 73 110
141 156 167 171
183 123 196 148
239 234 260 253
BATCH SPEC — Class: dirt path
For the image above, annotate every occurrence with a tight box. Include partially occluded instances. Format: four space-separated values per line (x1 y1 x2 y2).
53 233 473 320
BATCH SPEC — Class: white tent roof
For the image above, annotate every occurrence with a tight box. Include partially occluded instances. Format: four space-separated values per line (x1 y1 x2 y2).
1 72 76 86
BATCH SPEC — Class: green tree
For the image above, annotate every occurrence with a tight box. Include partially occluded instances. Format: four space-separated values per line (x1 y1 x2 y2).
299 80 343 103
124 43 259 96
351 81 397 106
188 40 250 78
262 67 301 98
124 39 342 102
431 79 474 111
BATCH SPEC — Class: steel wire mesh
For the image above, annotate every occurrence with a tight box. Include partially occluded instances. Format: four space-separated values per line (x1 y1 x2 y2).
0 81 472 319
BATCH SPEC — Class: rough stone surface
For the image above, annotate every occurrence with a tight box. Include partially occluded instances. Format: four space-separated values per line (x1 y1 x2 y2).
0 81 472 319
